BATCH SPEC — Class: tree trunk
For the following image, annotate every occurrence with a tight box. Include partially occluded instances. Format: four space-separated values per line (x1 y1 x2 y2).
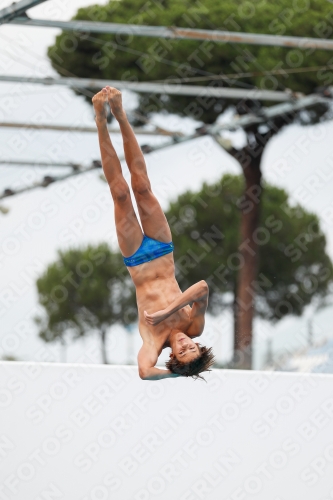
100 327 109 364
232 280 238 361
126 325 135 365
233 156 262 369
59 336 66 363
214 124 283 369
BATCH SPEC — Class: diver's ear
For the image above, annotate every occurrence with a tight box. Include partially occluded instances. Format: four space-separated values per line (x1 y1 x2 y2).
169 352 174 358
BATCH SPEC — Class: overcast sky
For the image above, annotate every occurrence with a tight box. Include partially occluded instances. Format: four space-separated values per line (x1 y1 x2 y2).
1 0 333 370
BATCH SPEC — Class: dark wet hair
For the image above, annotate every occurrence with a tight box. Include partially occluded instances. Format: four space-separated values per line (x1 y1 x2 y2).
165 344 215 382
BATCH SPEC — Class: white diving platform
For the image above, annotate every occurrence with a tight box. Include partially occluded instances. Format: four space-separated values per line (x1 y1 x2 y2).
0 362 332 499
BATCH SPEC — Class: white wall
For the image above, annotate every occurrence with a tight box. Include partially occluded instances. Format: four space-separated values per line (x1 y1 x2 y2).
0 362 333 500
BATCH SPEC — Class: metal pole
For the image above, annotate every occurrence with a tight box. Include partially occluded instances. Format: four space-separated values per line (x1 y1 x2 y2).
0 121 183 136
0 159 80 168
209 94 331 133
0 0 47 24
7 17 333 51
308 318 313 347
0 75 292 102
0 93 331 201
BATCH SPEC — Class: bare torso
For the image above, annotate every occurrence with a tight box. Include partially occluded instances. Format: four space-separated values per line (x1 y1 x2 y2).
127 253 197 355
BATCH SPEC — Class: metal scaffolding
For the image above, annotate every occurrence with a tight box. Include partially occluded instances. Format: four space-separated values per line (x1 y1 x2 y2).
1 92 331 202
0 75 293 102
0 121 184 137
1 2 332 208
6 15 333 51
0 159 80 168
210 94 331 133
0 0 47 24
0 160 102 201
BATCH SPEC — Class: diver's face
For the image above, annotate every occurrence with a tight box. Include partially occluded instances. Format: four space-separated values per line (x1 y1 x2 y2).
170 333 200 362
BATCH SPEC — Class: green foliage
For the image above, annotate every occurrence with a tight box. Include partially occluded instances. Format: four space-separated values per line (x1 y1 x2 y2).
34 243 136 345
166 173 333 321
1 355 19 361
47 0 333 123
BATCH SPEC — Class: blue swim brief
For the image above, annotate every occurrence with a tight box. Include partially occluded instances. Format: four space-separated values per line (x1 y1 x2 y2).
123 234 174 267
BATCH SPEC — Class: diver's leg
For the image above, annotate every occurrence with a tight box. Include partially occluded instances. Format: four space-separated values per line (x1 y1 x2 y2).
93 88 143 256
107 87 172 243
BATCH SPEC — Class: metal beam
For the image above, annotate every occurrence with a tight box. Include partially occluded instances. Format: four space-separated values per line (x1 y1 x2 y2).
210 94 332 133
0 121 183 136
0 159 82 168
0 169 93 200
1 93 331 202
0 125 207 200
7 17 333 51
0 0 47 25
0 75 293 102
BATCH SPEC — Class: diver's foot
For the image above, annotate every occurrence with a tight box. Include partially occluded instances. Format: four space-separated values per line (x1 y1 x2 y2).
106 86 126 122
92 88 108 123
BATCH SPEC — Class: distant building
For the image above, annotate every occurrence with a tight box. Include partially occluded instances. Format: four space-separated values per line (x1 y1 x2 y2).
264 338 333 373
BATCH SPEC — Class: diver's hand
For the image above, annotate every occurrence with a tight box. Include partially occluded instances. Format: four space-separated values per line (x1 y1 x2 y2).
144 309 169 326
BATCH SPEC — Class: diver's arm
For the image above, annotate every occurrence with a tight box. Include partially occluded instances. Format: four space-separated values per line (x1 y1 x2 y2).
139 366 181 381
144 281 208 326
137 339 181 381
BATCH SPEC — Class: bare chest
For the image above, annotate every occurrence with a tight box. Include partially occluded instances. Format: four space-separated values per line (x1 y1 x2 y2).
139 305 192 355
126 255 192 352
